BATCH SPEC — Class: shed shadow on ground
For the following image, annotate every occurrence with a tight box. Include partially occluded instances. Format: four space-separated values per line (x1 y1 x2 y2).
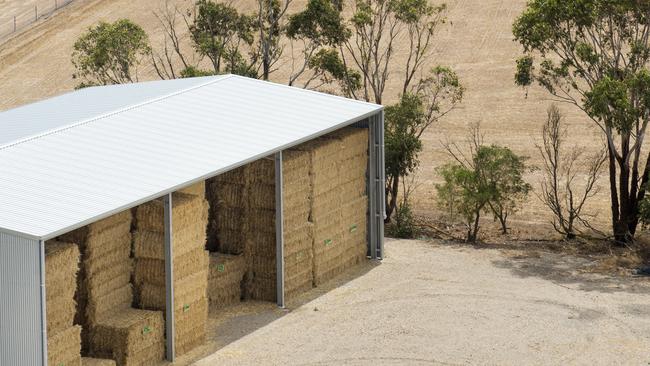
490 250 650 295
169 259 381 365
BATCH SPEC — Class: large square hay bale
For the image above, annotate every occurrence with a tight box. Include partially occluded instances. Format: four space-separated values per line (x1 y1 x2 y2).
59 211 132 245
48 325 82 366
283 222 313 257
89 309 164 366
248 183 275 210
135 193 208 233
45 241 80 335
178 180 206 198
244 158 274 185
87 285 133 325
132 223 206 260
137 270 208 311
174 297 208 356
208 253 246 309
82 357 117 366
134 248 209 287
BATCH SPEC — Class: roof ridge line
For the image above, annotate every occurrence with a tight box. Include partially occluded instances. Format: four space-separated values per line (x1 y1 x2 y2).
0 75 234 151
230 74 383 109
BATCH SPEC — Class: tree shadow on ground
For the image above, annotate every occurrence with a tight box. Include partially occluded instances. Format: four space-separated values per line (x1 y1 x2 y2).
170 259 381 365
490 250 650 294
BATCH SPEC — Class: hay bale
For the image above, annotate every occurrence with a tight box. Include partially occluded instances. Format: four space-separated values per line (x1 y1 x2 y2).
174 297 208 355
135 192 208 233
244 158 274 185
48 325 82 366
45 241 80 335
208 253 246 309
178 180 206 198
82 357 117 366
47 296 77 336
133 224 206 260
84 244 131 278
60 211 132 244
248 183 275 210
87 285 133 324
134 249 209 287
137 270 208 311
89 309 164 366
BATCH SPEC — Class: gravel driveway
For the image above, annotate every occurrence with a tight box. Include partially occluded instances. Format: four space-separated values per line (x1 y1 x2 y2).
194 239 650 366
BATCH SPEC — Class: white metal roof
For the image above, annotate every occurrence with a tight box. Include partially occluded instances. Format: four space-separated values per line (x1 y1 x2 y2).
0 75 382 240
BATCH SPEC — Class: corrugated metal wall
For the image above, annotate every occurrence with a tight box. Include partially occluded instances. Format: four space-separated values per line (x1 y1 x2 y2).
0 232 44 366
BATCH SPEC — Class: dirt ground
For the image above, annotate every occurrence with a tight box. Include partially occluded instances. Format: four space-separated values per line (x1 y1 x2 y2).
180 239 650 366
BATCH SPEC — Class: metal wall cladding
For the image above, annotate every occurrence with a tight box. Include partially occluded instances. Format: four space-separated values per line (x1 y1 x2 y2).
0 232 43 366
0 75 382 240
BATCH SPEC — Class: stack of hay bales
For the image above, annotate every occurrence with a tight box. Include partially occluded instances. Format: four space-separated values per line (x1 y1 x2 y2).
45 240 82 366
303 136 346 286
334 128 369 269
282 149 315 299
245 159 277 301
208 253 247 310
133 192 209 356
60 211 165 366
206 167 248 254
206 160 277 302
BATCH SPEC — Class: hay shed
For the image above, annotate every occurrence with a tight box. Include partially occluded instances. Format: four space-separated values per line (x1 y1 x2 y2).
0 74 384 365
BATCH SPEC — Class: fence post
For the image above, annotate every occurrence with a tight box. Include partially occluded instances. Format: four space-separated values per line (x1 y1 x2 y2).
35 5 38 20
13 16 17 32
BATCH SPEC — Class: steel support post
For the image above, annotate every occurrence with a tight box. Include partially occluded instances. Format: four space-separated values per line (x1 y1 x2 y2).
39 240 48 366
275 152 285 308
163 193 175 361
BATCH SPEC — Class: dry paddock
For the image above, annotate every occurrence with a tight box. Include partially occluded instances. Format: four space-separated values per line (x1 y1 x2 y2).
189 239 650 366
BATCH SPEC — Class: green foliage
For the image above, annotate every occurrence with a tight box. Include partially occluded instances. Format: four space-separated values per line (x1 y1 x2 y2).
287 0 349 46
190 0 256 75
385 93 425 180
476 145 532 234
512 0 650 243
72 19 150 87
390 200 417 239
180 66 216 78
437 163 489 242
437 141 531 241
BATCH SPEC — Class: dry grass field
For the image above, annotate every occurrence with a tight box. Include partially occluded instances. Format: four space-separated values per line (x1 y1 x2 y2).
0 0 638 238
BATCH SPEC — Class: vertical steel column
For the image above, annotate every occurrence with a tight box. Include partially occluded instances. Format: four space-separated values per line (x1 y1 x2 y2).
275 152 285 308
377 111 386 259
368 116 378 259
163 193 175 361
39 240 48 366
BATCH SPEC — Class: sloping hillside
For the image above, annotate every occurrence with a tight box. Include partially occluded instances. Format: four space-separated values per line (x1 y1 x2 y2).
0 0 614 235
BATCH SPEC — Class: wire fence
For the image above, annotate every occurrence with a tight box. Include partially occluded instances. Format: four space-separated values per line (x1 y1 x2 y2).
0 0 77 41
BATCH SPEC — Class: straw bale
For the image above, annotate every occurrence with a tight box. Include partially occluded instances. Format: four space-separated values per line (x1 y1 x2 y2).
174 298 208 355
298 137 342 161
245 277 276 301
88 272 132 300
83 224 132 260
83 245 131 278
137 270 208 311
178 180 206 198
248 183 275 209
213 166 247 184
283 149 310 172
245 208 275 232
211 183 247 208
89 309 164 365
47 294 77 333
134 249 209 286
85 260 132 293
311 190 342 220
48 325 82 366
340 178 367 200
132 225 206 260
208 253 247 278
45 241 80 282
87 285 133 324
215 207 247 231
82 358 117 366
244 159 274 185
213 228 246 255
60 211 132 244
283 223 313 256
135 193 208 233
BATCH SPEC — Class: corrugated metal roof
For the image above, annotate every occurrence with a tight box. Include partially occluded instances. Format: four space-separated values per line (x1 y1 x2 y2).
0 75 381 240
